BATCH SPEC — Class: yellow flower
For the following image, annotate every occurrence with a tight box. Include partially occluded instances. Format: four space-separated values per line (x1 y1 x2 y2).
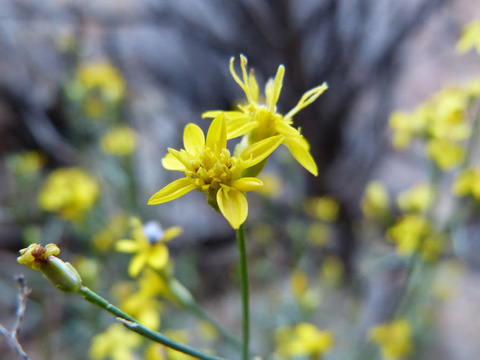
77 62 126 102
90 323 141 360
369 319 413 360
100 125 138 156
361 181 390 220
453 167 480 200
287 323 334 358
148 113 283 229
426 139 463 170
6 151 46 176
17 243 60 271
307 223 329 246
304 196 339 222
457 19 480 55
397 183 434 213
17 243 82 292
93 212 129 251
389 109 428 149
257 172 283 198
120 291 163 331
203 55 327 176
115 217 182 277
38 167 99 221
386 215 430 256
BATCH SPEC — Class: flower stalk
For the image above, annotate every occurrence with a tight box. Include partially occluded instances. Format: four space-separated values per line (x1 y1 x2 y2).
236 224 250 360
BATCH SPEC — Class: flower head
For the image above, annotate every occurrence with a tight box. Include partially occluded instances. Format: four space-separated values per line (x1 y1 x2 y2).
275 323 334 358
115 217 182 277
100 125 138 156
369 319 413 360
90 323 141 360
397 183 434 213
361 181 390 220
18 243 60 270
148 113 283 229
38 167 99 221
457 19 480 55
77 62 126 102
203 55 327 176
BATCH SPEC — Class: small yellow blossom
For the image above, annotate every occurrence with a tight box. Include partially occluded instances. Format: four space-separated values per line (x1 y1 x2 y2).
203 55 327 176
397 183 434 213
457 19 480 55
17 243 60 271
115 217 182 277
369 319 413 360
257 172 283 198
90 323 141 360
386 215 430 256
120 291 163 331
426 139 463 170
17 243 82 292
6 151 46 176
148 113 283 229
38 167 99 221
361 181 390 220
453 167 480 200
304 196 339 222
389 109 428 149
77 62 126 102
277 323 334 358
93 212 129 251
100 125 138 156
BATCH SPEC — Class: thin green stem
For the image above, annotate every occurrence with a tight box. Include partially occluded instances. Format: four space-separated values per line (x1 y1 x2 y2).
78 286 225 360
236 224 250 360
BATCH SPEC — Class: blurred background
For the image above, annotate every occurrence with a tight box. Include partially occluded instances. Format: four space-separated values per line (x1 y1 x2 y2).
2 0 480 359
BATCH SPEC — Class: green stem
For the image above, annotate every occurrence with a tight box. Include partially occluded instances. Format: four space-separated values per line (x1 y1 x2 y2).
78 286 225 360
236 224 250 360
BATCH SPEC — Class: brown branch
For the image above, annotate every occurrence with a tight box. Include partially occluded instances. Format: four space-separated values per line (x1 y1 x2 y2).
0 275 31 360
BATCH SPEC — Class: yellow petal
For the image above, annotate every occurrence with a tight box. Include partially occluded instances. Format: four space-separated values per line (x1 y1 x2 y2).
248 69 259 102
283 136 318 176
227 117 259 139
129 253 147 277
240 135 284 169
285 82 328 120
274 120 301 137
206 113 227 152
162 153 186 171
148 178 196 205
183 124 205 156
162 226 183 242
217 186 248 229
115 240 140 253
231 177 263 192
267 65 284 111
148 245 169 270
203 110 246 120
168 148 196 170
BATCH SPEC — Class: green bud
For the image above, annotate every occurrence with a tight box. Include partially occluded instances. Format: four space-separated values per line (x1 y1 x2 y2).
40 256 82 293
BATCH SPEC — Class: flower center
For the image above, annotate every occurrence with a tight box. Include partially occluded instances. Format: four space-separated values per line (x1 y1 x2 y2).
250 107 281 143
186 148 242 194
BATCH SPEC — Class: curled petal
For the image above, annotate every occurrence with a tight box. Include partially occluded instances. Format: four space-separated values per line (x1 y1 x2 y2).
148 178 196 205
162 153 186 171
267 65 285 111
285 82 328 120
283 136 318 176
183 124 205 156
231 177 263 192
240 135 284 169
217 186 248 229
248 69 259 102
168 148 196 170
206 113 227 152
274 120 301 137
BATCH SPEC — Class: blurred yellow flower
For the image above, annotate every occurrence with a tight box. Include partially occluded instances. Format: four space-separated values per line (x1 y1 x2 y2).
453 167 480 200
307 223 329 246
6 151 46 176
361 181 390 220
457 19 480 55
38 167 99 220
387 215 430 256
148 113 283 229
93 212 130 251
257 172 283 198
304 195 339 222
77 62 126 102
115 217 182 277
397 183 434 213
291 270 309 299
369 319 413 360
287 323 334 358
120 291 163 331
426 139 463 170
203 55 327 176
90 323 141 360
100 125 138 156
